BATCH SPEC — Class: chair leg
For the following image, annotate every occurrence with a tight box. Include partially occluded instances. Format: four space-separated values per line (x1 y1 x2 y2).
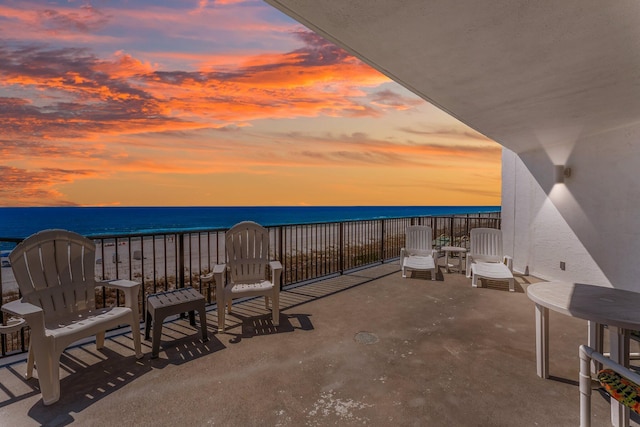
218 298 226 333
26 342 34 379
32 345 62 405
151 317 164 359
131 318 143 359
198 306 209 342
508 278 515 292
265 296 270 309
145 311 152 340
472 273 480 288
272 293 280 327
96 331 105 349
588 322 604 373
579 346 592 427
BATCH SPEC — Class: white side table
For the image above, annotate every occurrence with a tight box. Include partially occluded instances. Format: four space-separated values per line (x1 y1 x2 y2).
440 246 467 274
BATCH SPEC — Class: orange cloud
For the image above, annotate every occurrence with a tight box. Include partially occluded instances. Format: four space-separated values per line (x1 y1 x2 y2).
0 2 501 207
0 166 100 206
0 30 398 146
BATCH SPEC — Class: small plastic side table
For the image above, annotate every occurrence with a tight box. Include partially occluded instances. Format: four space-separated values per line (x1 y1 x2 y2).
440 246 467 274
145 287 208 358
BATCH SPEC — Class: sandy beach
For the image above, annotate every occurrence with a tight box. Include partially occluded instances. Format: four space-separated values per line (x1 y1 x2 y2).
0 222 403 297
1 235 195 296
0 217 472 299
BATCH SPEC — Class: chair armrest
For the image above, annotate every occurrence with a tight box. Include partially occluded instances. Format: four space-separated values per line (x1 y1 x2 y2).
269 261 283 271
2 299 42 317
580 345 640 383
104 279 140 290
1 299 46 336
269 261 282 290
213 264 227 304
101 279 141 309
213 263 226 292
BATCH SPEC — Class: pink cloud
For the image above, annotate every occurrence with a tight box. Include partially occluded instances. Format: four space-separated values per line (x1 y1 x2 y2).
0 29 395 146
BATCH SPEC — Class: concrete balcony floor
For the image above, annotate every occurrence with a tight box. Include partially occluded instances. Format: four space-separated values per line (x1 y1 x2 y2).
0 261 632 426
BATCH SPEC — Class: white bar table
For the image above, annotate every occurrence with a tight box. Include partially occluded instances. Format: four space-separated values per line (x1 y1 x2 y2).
527 281 640 427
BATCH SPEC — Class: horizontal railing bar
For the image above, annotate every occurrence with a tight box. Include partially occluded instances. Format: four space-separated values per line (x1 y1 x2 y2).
0 213 500 242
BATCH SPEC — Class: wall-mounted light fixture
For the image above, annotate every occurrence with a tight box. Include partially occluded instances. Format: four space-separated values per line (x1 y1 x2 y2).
555 165 572 183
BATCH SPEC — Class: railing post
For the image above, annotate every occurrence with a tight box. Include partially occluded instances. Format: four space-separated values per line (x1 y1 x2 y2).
178 233 185 289
278 226 284 290
112 238 119 306
114 239 120 280
127 236 132 280
165 236 170 290
0 263 4 357
466 214 470 237
380 219 385 263
139 235 146 321
339 222 344 274
140 236 145 287
449 216 454 247
278 226 284 264
154 236 159 293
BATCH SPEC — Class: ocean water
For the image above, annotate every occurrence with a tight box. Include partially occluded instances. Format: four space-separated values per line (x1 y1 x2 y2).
0 206 499 240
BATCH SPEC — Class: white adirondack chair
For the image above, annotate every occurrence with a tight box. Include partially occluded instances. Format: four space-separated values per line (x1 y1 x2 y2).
466 228 514 291
213 221 282 333
400 225 438 280
1 230 143 405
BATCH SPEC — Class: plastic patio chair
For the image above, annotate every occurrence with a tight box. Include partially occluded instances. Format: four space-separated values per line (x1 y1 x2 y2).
466 228 514 291
400 225 438 280
1 229 143 405
213 221 282 333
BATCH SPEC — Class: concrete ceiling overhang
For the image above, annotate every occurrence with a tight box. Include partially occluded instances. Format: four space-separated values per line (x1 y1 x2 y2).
265 0 640 154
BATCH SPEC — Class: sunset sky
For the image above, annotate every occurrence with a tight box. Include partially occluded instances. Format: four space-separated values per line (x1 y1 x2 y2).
0 0 502 207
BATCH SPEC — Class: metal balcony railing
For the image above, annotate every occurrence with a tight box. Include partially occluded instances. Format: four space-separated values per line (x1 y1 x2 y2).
0 212 500 358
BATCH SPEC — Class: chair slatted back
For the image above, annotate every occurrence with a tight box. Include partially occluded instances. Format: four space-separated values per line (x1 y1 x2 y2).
405 226 433 255
225 221 269 284
469 228 503 263
9 230 96 321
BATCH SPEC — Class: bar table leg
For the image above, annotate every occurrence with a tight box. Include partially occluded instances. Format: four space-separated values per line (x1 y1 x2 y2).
535 303 549 379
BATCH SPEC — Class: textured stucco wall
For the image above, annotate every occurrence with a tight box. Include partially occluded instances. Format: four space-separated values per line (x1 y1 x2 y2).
501 121 640 290
502 147 609 285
